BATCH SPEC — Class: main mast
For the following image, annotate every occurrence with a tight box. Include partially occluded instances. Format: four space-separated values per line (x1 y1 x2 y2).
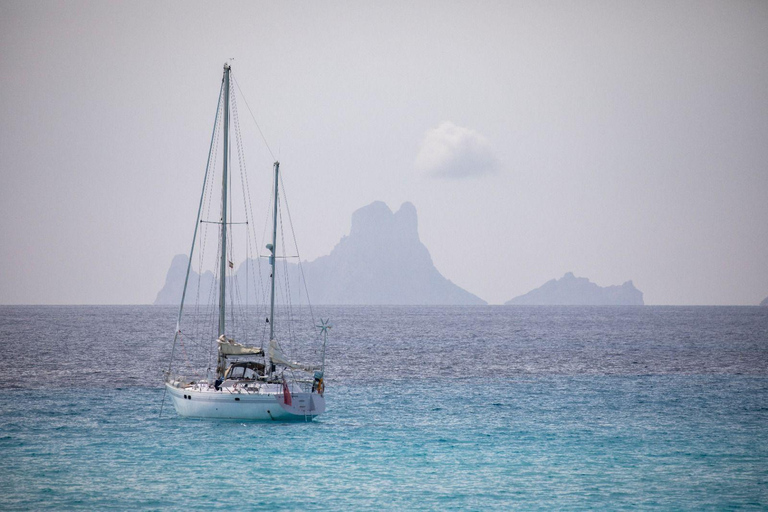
218 63 231 337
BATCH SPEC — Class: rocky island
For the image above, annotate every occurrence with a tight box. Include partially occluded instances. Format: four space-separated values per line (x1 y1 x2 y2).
505 272 644 305
155 201 486 306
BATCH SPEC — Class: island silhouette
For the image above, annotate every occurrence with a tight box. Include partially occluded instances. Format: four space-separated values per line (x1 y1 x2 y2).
155 201 486 305
506 272 644 305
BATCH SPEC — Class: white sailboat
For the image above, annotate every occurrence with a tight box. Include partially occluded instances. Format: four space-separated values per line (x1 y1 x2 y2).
163 63 327 421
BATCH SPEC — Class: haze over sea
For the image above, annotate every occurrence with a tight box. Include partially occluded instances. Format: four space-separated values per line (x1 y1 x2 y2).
1 305 766 509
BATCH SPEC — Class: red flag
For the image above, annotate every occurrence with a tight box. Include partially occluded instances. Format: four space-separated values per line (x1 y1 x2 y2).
282 377 292 406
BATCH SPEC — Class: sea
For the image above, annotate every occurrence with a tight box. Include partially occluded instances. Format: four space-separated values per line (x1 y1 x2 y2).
0 305 766 510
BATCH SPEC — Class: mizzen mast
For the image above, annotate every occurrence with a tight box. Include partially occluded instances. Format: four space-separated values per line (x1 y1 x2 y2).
267 161 280 341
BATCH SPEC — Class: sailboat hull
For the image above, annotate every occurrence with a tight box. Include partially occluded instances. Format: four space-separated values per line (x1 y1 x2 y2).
165 383 325 421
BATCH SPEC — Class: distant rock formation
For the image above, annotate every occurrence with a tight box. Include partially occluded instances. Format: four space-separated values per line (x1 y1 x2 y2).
154 254 215 307
760 296 768 306
505 272 644 305
155 201 486 306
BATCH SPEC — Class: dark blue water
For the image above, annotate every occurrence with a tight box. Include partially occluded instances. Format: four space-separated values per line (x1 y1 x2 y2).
1 306 767 509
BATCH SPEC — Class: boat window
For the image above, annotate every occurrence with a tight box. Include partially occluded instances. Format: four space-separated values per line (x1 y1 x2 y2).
243 368 256 379
229 366 245 379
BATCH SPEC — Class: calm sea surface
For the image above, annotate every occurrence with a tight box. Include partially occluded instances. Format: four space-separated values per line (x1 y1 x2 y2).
1 305 767 509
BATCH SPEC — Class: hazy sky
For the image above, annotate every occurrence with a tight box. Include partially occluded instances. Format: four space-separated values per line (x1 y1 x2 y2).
1 0 767 305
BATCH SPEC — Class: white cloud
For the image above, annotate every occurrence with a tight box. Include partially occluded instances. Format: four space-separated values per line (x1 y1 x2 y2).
415 122 498 179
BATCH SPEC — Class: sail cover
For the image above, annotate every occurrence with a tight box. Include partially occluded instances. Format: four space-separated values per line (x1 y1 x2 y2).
217 336 264 356
268 339 319 371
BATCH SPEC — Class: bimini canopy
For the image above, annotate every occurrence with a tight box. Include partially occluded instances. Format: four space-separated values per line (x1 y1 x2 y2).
224 361 265 380
268 338 319 372
217 335 264 357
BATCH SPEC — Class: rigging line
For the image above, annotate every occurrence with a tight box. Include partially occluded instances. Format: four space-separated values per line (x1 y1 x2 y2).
195 95 222 357
178 331 193 371
209 233 223 368
199 86 224 364
193 234 203 358
206 274 217 368
259 165 274 281
228 256 235 336
240 158 251 344
257 167 277 350
232 74 276 161
261 288 269 348
247 223 266 310
235 197 248 326
193 225 203 353
245 221 250 344
278 172 316 330
183 87 221 364
232 82 261 280
242 162 268 340
230 81 268 319
241 163 268 340
245 230 267 347
230 228 249 337
245 250 263 347
227 86 236 337
173 330 207 348
232 265 245 339
167 78 224 376
196 95 223 352
202 209 218 357
278 201 296 352
231 82 250 227
231 80 253 344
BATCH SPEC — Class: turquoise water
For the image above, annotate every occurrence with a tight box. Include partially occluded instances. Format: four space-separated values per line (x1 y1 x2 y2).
1 306 767 509
2 377 766 509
